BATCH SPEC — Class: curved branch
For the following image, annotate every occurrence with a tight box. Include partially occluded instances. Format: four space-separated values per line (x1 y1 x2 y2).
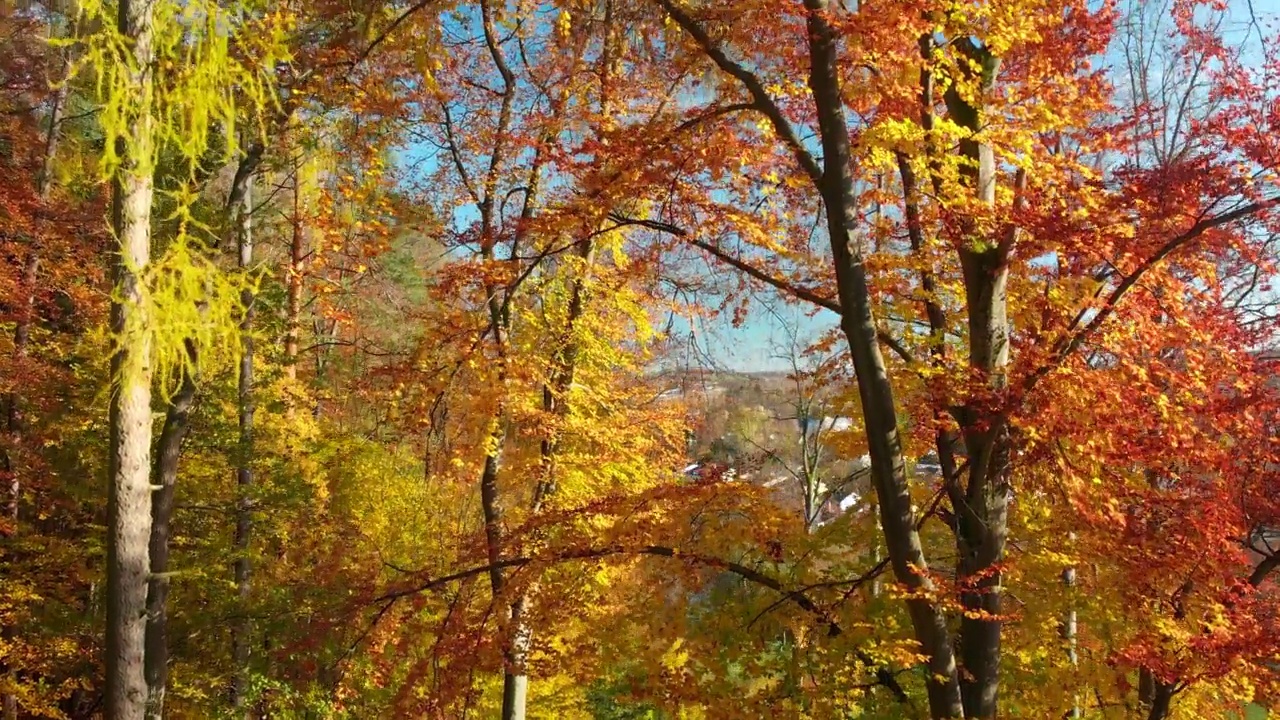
1248 553 1280 587
354 0 444 67
1028 196 1280 395
652 0 823 183
606 212 915 363
373 543 911 703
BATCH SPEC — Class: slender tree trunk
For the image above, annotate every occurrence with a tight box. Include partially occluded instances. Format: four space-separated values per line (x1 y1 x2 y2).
36 68 68 201
496 236 594 720
5 254 38 523
105 0 157 716
472 0 521 704
230 176 255 713
284 157 303 383
143 341 196 720
3 34 70 522
800 418 819 534
801 1 963 714
142 147 261 718
1061 531 1079 719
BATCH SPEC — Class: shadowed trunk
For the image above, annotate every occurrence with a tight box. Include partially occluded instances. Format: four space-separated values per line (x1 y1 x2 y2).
802 0 964 714
145 147 262 718
1145 681 1176 720
144 341 196 720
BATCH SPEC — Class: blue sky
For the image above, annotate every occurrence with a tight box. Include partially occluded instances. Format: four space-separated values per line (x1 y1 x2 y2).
690 0 1280 372
395 0 1280 374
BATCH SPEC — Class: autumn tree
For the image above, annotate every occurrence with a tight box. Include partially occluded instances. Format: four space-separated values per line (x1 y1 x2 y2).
6 0 1280 718
600 0 1280 716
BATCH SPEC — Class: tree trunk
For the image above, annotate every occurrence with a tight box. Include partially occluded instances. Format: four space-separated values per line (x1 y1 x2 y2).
478 419 517 704
141 146 261 720
230 175 255 713
3 34 70 522
284 157 303 383
5 253 38 523
495 234 595 720
501 593 531 720
942 38 1012 719
954 203 1012 720
801 1 964 715
1145 681 1176 720
105 0 157 717
1062 533 1079 719
144 341 196 720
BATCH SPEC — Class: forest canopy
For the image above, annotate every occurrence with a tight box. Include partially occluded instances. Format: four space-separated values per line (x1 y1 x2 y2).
3 0 1280 718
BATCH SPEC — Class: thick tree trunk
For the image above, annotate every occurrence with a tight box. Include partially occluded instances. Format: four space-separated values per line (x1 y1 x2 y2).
105 0 156 715
1145 681 1176 720
230 176 255 713
106 229 154 720
802 1 963 715
941 39 1013 719
144 342 196 720
954 288 1011 720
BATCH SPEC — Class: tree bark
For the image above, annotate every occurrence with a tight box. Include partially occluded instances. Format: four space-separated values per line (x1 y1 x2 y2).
943 39 1013 719
479 302 518 717
143 148 262 718
105 0 157 717
501 593 530 720
284 155 304 384
230 175 255 713
496 236 595 720
801 1 964 715
469 0 527 712
1145 681 1176 720
1061 535 1080 719
144 341 196 720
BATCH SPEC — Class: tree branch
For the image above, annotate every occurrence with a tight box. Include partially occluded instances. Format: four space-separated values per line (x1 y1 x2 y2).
606 212 914 363
373 542 913 703
1248 553 1280 587
652 0 823 183
1029 197 1280 395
